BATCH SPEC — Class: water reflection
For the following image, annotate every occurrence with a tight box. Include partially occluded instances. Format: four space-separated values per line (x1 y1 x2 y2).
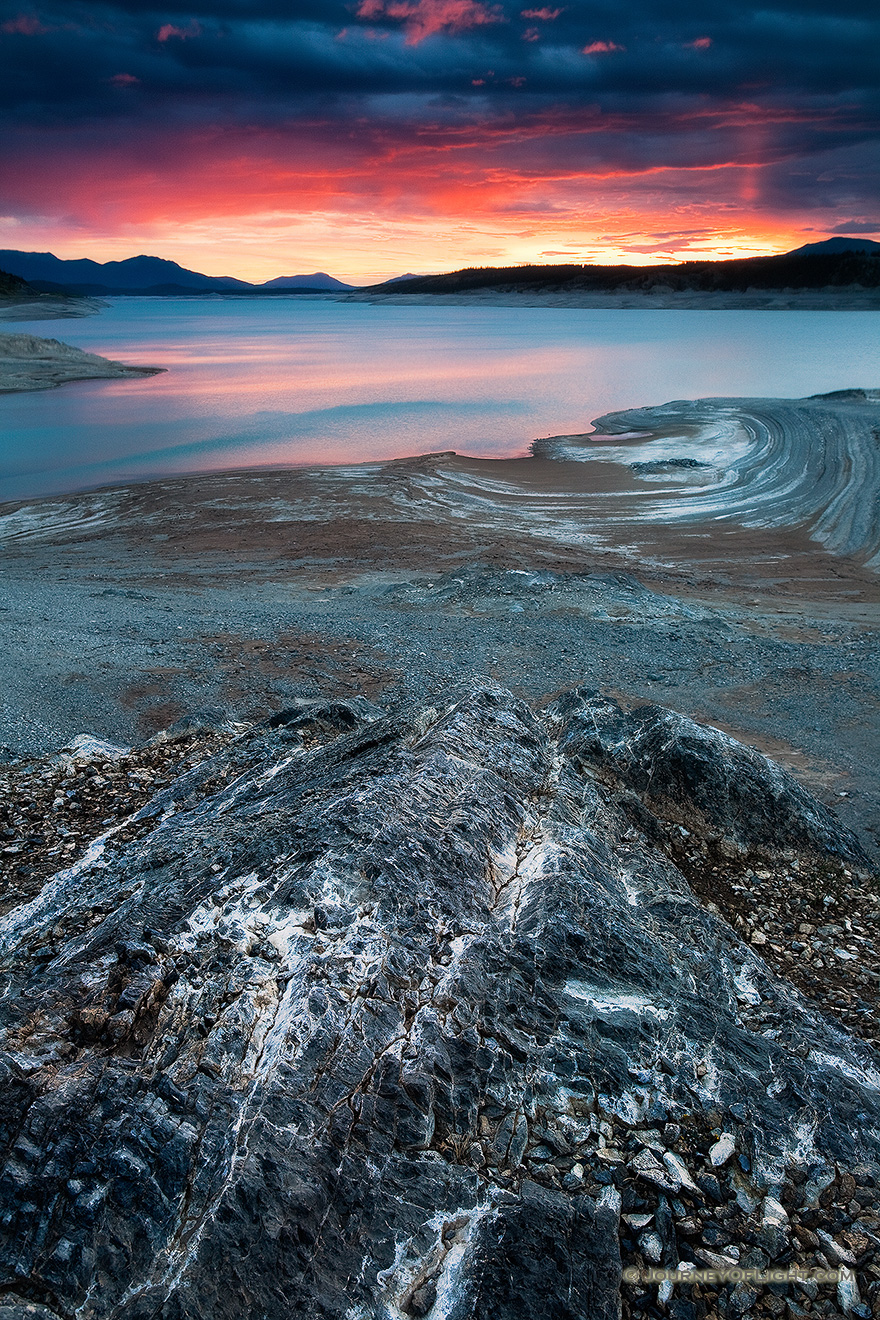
1 298 878 500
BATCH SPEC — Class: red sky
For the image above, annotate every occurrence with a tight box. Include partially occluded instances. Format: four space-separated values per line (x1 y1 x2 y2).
1 0 877 281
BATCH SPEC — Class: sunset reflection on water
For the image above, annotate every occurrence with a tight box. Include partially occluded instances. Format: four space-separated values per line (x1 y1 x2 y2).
1 297 878 501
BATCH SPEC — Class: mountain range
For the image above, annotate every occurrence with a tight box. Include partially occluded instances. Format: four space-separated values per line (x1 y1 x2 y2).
0 237 877 297
0 251 359 295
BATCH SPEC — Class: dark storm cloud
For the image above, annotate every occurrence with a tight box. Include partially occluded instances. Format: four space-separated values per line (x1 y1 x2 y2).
1 0 878 118
0 0 877 227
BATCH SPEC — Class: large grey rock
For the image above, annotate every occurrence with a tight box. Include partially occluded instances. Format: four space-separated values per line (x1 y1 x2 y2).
0 684 876 1319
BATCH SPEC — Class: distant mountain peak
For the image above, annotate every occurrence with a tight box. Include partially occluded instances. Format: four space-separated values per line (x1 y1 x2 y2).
260 272 355 290
377 272 426 285
787 235 880 257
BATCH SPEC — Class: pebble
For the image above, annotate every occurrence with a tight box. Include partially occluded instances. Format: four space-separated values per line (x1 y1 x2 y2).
709 1134 736 1166
639 1231 663 1263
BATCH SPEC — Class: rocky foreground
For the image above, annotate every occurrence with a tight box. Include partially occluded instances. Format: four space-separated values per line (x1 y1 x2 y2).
1 684 879 1320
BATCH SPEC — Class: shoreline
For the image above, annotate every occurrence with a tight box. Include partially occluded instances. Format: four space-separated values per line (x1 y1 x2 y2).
342 288 880 310
0 293 106 321
3 289 880 319
0 328 163 393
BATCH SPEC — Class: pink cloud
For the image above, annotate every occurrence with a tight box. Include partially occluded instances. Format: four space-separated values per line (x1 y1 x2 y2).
109 72 140 86
582 40 624 54
686 36 712 49
520 6 562 17
355 0 502 45
1 13 48 34
157 21 201 42
522 26 539 40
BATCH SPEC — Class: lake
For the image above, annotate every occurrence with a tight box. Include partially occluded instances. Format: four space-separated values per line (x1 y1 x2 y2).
1 297 879 501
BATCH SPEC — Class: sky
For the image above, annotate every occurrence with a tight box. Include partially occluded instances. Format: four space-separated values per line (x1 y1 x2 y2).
0 0 878 283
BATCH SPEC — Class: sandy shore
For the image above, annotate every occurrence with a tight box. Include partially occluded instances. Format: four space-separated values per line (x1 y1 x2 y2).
0 329 162 392
344 288 880 309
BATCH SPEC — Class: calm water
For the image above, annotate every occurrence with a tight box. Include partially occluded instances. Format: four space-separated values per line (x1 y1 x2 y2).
2 297 879 501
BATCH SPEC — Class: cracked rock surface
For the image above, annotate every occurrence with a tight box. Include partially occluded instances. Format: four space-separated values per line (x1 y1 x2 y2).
0 683 878 1320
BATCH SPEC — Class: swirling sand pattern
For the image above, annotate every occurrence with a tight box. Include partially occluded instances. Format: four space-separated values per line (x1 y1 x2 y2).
1 391 878 579
532 390 880 567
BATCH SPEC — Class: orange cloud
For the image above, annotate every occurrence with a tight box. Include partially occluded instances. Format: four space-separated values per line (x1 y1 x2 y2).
686 36 712 49
582 40 624 54
1 12 48 34
356 0 503 44
109 72 139 86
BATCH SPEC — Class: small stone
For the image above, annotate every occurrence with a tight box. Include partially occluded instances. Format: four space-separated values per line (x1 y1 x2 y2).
695 1247 740 1270
817 1229 857 1264
630 1148 677 1188
709 1134 736 1167
562 1165 584 1190
837 1266 863 1315
730 1281 760 1315
639 1231 664 1264
756 1224 790 1259
624 1213 654 1229
664 1151 700 1192
637 1129 666 1151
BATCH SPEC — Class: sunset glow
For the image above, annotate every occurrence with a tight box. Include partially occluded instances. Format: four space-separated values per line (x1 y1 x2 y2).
1 0 877 282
